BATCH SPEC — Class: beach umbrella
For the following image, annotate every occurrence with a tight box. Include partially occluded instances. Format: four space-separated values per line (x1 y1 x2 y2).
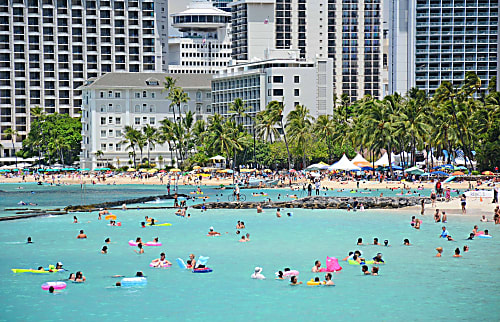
193 166 201 170
170 168 181 172
391 165 403 170
455 166 467 170
78 168 90 171
441 164 453 170
452 171 465 176
148 169 158 173
405 166 424 175
127 168 136 172
139 168 148 173
431 171 449 176
159 170 166 173
482 171 494 175
240 168 255 173
263 169 272 173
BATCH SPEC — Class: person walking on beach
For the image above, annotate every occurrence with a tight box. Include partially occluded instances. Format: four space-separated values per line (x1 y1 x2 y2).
461 194 467 214
493 185 498 204
307 183 312 197
315 181 320 196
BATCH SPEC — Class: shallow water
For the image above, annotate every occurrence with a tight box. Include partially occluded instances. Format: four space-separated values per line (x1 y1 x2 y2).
0 205 498 321
0 182 434 216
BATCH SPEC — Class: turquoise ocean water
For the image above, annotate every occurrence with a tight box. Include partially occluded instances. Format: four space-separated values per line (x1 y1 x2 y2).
0 188 498 321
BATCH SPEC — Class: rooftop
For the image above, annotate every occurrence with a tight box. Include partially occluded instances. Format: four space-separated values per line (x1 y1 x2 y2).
79 73 213 90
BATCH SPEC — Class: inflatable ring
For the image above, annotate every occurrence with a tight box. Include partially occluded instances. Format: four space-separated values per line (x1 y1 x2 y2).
192 268 212 273
477 235 492 239
121 277 147 286
42 281 67 290
348 260 375 265
105 215 116 220
306 279 321 286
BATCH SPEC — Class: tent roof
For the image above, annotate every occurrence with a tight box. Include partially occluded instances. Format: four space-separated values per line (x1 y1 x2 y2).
329 154 361 171
210 155 226 160
351 153 371 167
374 152 397 166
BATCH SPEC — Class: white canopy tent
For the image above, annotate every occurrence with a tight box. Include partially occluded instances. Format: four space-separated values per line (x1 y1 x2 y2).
374 152 398 167
329 154 361 171
305 163 330 171
351 153 372 167
210 155 226 161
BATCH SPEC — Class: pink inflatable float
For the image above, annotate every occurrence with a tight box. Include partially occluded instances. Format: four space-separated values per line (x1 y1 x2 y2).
318 256 343 272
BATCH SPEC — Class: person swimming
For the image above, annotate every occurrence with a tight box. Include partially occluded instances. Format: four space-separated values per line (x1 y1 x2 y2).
207 227 221 236
357 238 364 245
151 252 172 267
371 266 379 276
312 260 321 272
324 273 334 285
403 239 411 246
372 238 380 245
101 246 108 254
453 248 462 257
27 237 33 244
362 265 370 275
135 243 144 254
373 253 385 264
290 276 302 285
77 230 87 239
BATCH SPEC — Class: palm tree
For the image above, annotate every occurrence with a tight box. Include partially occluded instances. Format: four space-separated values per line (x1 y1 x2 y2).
95 150 104 167
228 98 250 126
286 104 312 168
168 87 190 126
266 100 292 169
313 115 335 160
254 111 279 143
142 124 159 166
120 126 140 168
207 114 240 168
4 128 19 168
30 106 45 167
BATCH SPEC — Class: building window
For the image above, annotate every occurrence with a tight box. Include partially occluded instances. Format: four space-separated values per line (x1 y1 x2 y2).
116 117 121 125
134 105 140 112
108 91 113 98
108 104 113 112
151 92 156 98
101 143 106 151
294 101 300 106
294 89 300 96
135 117 140 125
100 117 106 125
116 129 122 137
294 76 300 83
100 91 104 98
135 92 140 98
273 89 284 96
142 91 147 98
108 129 113 137
100 130 106 137
115 92 121 98
116 143 121 151
108 143 113 150
100 105 106 112
273 76 284 83
150 117 155 125
108 116 113 124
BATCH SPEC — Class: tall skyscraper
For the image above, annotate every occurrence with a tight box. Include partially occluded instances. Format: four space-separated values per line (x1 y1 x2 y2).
230 0 386 101
0 0 165 156
388 0 499 95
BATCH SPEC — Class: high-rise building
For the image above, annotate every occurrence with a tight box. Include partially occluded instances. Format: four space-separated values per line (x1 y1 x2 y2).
230 0 386 101
388 0 499 95
0 0 166 157
167 0 232 74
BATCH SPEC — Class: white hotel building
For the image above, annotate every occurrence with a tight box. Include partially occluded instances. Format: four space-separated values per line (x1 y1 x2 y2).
0 0 166 157
211 55 334 131
79 72 212 169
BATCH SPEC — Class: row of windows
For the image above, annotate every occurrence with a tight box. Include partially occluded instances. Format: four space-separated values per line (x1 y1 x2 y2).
181 43 230 49
269 75 300 84
181 52 231 58
181 61 228 66
269 88 300 97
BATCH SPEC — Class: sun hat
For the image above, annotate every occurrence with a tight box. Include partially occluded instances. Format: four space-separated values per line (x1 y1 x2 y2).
57 262 63 266
209 226 214 230
254 267 262 273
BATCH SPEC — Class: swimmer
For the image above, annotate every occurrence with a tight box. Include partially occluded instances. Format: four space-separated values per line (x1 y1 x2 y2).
324 273 334 286
276 271 285 280
357 237 364 245
208 226 221 236
463 245 469 252
251 267 266 280
372 238 381 245
373 253 385 264
48 286 56 294
77 230 87 239
467 233 475 240
362 265 371 275
135 271 144 277
290 276 302 285
239 236 247 242
74 271 86 282
480 215 488 222
236 221 242 229
257 204 263 213
484 229 491 237
439 226 449 238
68 273 76 281
384 240 391 247
342 251 354 261
435 247 443 257
151 252 172 267
187 254 196 268
73 216 78 223
105 238 110 244
446 235 454 241
101 246 108 254
371 266 379 276
27 237 33 244
312 260 321 272
414 219 421 229
241 222 246 229
245 233 250 241
276 208 281 218
134 243 144 254
453 248 462 258
403 239 411 246
141 222 146 228
55 262 63 270
442 211 447 223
